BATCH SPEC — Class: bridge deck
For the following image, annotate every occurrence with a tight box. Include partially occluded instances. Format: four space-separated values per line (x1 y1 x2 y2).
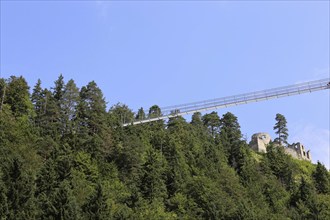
123 78 330 126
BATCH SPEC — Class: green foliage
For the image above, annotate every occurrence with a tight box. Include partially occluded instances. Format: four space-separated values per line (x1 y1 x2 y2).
148 105 161 118
136 107 146 120
218 112 243 169
263 143 296 189
82 183 110 219
61 79 80 139
202 111 220 136
108 103 134 128
273 113 289 145
191 112 203 127
0 78 6 113
312 161 330 194
1 75 329 219
31 79 43 121
2 76 33 117
76 81 112 158
140 148 167 202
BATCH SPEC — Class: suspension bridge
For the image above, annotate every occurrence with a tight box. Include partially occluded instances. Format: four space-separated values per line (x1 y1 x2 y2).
123 78 330 126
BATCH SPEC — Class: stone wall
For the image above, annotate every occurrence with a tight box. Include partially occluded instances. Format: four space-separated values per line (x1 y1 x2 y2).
249 133 271 153
287 142 312 162
249 132 312 162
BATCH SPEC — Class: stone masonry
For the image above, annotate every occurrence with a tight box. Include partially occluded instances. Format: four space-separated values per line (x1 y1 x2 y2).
249 132 312 162
285 142 312 162
249 133 271 153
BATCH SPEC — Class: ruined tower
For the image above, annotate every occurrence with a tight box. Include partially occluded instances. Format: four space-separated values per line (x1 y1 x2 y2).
249 133 271 153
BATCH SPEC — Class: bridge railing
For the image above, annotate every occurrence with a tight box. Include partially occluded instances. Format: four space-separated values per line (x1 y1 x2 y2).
123 78 330 126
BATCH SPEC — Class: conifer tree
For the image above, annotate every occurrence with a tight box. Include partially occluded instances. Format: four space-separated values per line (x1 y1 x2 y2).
291 177 317 218
51 75 66 137
3 76 33 117
312 161 330 194
219 112 243 168
76 81 111 157
220 112 242 143
108 103 134 127
77 81 107 134
31 79 43 126
273 113 289 145
202 111 220 136
140 148 167 202
62 79 80 137
148 105 161 118
35 158 59 218
54 180 80 220
147 105 165 129
39 88 60 137
82 183 110 219
264 143 295 189
4 157 37 219
191 112 203 127
53 74 65 103
136 107 146 120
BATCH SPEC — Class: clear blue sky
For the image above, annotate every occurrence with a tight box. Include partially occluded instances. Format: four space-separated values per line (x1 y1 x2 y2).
1 1 329 167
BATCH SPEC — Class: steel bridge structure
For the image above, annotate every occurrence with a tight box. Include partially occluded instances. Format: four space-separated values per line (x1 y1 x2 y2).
123 78 330 126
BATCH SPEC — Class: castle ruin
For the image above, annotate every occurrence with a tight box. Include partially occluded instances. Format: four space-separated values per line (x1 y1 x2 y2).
249 132 312 162
285 142 312 162
249 133 271 153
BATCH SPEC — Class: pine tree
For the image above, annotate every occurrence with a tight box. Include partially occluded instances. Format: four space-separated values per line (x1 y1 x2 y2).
136 107 146 120
312 161 330 194
82 183 110 219
77 81 107 135
35 158 59 218
191 112 203 127
202 111 221 136
51 75 66 138
219 112 243 168
148 105 161 118
76 81 111 157
31 79 43 127
140 148 167 202
220 112 242 143
147 105 165 129
61 79 80 138
291 177 317 218
264 143 295 189
3 76 33 117
39 88 60 138
273 113 289 146
54 180 80 220
53 74 65 103
108 103 134 127
4 157 37 219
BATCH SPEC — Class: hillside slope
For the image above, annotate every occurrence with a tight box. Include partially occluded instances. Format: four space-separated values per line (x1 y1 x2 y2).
1 75 329 219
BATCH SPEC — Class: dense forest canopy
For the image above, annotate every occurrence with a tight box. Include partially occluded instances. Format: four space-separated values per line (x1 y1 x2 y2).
0 75 329 219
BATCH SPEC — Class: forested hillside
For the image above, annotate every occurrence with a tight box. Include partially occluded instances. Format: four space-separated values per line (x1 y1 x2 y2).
0 75 329 219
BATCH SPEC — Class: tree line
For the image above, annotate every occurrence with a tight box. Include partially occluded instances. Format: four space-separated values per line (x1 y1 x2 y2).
0 75 329 219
